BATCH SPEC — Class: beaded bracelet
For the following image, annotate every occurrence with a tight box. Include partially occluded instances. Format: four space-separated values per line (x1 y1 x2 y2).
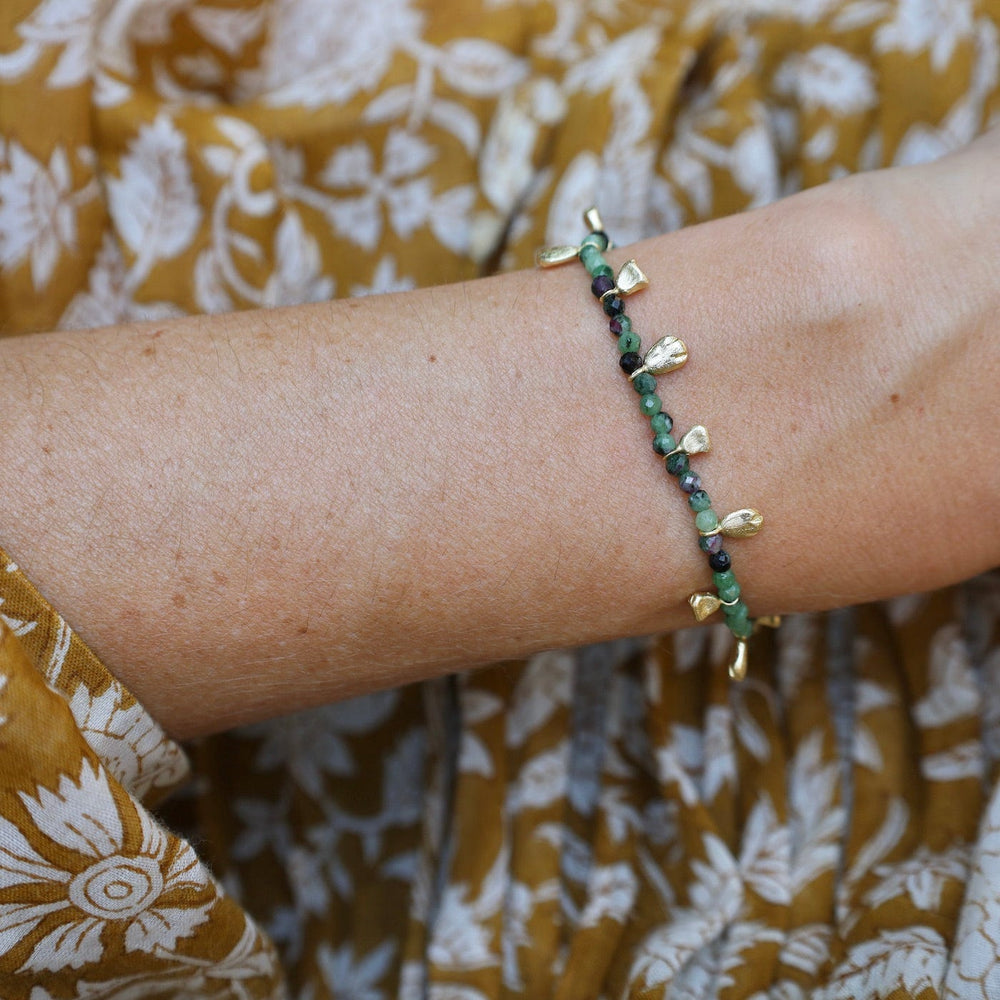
536 208 779 680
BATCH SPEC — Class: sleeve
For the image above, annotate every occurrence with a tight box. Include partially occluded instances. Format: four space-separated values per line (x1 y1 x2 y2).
0 547 286 999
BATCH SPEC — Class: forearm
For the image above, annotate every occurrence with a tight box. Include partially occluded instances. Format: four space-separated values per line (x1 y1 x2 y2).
2 140 997 738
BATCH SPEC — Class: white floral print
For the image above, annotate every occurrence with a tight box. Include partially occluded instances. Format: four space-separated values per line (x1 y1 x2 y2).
0 141 96 289
0 760 213 973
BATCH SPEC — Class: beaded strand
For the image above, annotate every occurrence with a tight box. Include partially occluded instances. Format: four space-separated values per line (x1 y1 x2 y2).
536 208 779 680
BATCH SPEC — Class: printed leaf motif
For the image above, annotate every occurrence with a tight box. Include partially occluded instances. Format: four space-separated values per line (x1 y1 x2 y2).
740 795 791 904
427 98 482 155
921 740 983 782
914 624 980 728
506 651 573 747
825 926 947 997
107 114 201 263
459 732 494 777
438 39 527 97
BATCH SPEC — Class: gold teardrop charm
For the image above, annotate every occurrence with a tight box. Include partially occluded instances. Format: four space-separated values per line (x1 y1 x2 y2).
583 207 605 232
632 336 688 378
719 509 764 538
729 639 749 681
689 592 721 621
679 425 711 455
535 244 581 267
614 259 648 296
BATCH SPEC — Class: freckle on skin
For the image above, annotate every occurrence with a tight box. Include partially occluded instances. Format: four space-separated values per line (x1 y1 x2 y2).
142 345 155 357
172 593 186 608
428 355 436 363
890 393 900 404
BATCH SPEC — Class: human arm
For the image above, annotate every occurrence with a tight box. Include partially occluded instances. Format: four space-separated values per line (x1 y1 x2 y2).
1 134 997 739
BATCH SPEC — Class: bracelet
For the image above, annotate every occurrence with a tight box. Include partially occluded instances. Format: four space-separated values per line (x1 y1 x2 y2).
536 208 779 680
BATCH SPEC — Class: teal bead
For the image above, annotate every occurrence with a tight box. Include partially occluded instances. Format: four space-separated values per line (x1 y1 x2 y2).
723 599 749 623
632 372 656 395
718 580 742 603
652 433 676 455
713 569 736 590
650 411 673 435
580 245 606 274
695 509 719 533
728 616 754 639
581 231 609 251
618 331 641 354
614 315 633 335
639 393 661 417
688 490 712 513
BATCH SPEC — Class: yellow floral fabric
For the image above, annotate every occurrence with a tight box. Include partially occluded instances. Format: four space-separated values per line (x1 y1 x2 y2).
2 1 1000 998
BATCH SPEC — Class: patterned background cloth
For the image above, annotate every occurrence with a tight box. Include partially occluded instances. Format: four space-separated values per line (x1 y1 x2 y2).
1 0 1000 997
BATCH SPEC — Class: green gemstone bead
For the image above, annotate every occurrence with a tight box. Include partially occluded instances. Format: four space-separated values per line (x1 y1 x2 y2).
618 331 641 354
632 372 656 395
695 509 719 533
615 315 633 335
639 393 661 417
713 568 736 590
652 433 676 455
650 411 673 435
688 489 711 512
591 263 614 281
718 580 742 603
581 231 609 251
665 452 689 476
728 616 754 639
723 599 749 623
580 246 608 276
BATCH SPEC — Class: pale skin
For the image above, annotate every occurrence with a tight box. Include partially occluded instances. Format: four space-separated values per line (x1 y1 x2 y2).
1 131 998 739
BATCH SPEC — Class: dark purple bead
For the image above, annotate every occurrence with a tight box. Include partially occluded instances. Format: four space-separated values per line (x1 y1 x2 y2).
619 351 642 375
602 295 625 317
709 550 731 572
699 533 724 554
678 471 702 494
609 317 624 336
591 274 615 299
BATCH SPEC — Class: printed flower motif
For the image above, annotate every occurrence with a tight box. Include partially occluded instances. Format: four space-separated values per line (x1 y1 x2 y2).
874 0 974 72
244 0 424 107
0 142 80 289
0 760 213 973
0 0 100 87
319 129 437 251
242 689 400 797
773 44 877 115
